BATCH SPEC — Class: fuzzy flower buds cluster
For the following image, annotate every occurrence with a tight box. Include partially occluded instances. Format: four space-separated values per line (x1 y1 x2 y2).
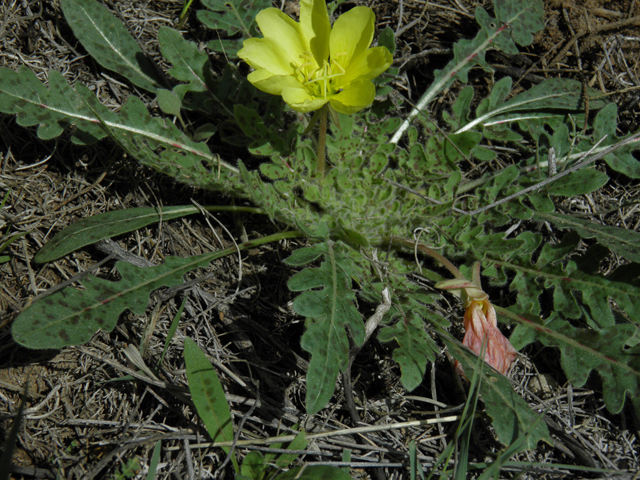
437 263 517 377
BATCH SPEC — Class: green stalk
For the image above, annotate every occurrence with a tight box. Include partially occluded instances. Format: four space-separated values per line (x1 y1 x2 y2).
317 103 328 175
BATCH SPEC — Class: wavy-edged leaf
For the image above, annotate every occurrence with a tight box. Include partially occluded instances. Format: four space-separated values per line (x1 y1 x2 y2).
184 337 234 450
442 334 551 449
591 103 640 178
61 0 164 92
13 232 299 349
13 253 215 349
504 310 640 416
378 313 439 391
392 0 544 142
455 78 608 135
158 26 226 115
0 68 238 175
197 0 270 57
285 241 364 415
534 211 640 263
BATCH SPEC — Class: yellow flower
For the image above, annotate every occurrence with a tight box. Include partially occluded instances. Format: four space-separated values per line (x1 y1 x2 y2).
238 0 393 114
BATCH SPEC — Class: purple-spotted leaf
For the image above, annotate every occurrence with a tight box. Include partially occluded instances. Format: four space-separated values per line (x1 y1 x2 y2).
13 231 299 350
13 254 214 349
61 0 164 92
184 338 234 450
509 314 640 416
534 211 640 263
35 206 202 263
0 67 237 176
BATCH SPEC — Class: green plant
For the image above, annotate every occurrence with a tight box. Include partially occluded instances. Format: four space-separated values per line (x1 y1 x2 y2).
112 457 141 480
3 0 640 475
184 337 354 479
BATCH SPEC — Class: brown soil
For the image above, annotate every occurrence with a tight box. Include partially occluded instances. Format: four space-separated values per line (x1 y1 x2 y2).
1 0 639 478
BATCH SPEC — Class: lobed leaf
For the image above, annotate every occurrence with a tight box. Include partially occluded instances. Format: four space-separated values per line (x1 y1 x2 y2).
378 313 439 391
505 311 640 416
392 0 545 143
61 0 164 92
197 0 270 57
0 67 238 177
285 242 365 415
13 232 300 350
534 211 640 263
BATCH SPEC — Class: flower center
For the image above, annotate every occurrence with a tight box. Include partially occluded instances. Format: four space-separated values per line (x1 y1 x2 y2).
296 52 347 99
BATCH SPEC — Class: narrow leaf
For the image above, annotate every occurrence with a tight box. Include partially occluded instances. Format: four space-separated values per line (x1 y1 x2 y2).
35 206 202 263
61 0 164 91
184 337 234 449
534 211 640 263
443 335 551 449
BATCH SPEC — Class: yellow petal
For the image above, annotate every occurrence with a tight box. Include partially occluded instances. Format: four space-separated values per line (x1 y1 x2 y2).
282 86 328 112
329 80 375 114
330 7 374 69
339 46 393 87
252 8 308 70
248 70 306 96
238 37 296 76
300 0 331 65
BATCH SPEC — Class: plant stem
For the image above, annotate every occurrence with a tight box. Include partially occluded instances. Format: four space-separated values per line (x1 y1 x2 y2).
384 235 464 280
317 103 328 175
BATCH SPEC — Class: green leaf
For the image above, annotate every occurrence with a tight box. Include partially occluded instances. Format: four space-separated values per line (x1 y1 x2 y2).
184 337 234 450
378 27 396 56
507 311 640 416
197 0 270 57
13 231 299 349
534 211 640 263
157 88 182 117
378 313 438 391
60 0 164 92
592 104 640 178
546 169 608 196
286 242 365 415
269 432 307 468
443 335 551 449
35 206 201 263
455 78 608 135
234 104 288 155
275 466 354 480
393 0 545 142
157 26 222 112
13 253 215 349
241 451 265 480
0 68 238 176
